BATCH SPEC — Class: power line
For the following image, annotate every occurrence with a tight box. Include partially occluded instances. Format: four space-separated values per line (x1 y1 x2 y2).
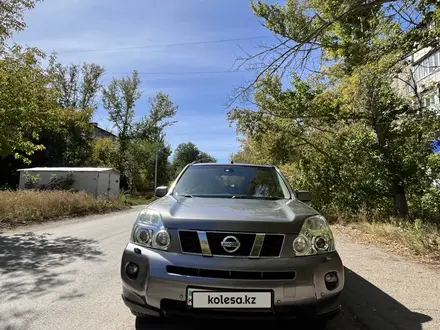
54 36 271 54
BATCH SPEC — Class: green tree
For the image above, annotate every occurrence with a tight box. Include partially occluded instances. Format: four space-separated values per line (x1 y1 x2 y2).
228 0 440 218
91 138 120 169
0 45 60 163
48 59 105 110
134 91 178 142
102 70 142 190
0 0 41 45
134 91 178 190
236 0 440 90
129 140 172 191
229 68 440 217
340 65 440 217
126 139 155 192
172 142 216 177
31 59 106 167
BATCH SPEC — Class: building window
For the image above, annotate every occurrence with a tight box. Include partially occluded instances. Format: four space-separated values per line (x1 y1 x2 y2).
413 51 440 81
423 93 439 107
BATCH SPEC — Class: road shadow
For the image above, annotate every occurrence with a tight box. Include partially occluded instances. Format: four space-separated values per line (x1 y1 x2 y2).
0 309 36 330
135 317 328 330
0 232 104 301
342 266 433 330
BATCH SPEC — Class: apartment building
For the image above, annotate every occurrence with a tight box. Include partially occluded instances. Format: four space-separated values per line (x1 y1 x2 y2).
394 46 440 153
395 46 440 107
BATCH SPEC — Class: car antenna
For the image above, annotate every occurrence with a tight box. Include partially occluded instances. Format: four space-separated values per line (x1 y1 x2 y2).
230 160 234 164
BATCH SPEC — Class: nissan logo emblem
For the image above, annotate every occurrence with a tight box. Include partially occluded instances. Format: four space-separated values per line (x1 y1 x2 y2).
220 235 241 253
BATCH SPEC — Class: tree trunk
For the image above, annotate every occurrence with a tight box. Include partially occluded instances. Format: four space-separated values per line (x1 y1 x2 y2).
372 117 408 218
392 183 408 218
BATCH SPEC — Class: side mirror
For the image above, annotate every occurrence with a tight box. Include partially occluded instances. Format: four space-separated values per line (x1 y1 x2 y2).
295 190 312 203
155 186 168 198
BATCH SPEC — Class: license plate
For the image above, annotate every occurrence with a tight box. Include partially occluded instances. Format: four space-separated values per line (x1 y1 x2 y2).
187 288 272 309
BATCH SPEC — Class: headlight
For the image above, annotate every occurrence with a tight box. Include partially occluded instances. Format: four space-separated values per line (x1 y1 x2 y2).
131 209 171 250
293 215 335 256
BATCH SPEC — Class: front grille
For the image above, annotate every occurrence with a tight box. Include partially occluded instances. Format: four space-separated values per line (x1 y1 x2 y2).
260 234 284 257
178 230 284 258
178 230 201 254
206 232 255 256
166 266 295 280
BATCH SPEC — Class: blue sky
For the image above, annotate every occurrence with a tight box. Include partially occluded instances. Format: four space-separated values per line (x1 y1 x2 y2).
12 0 281 163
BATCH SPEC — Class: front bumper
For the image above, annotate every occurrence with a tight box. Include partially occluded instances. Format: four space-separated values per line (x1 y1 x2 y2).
120 243 344 319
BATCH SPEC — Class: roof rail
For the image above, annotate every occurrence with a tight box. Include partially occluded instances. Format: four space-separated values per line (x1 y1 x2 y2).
190 161 200 165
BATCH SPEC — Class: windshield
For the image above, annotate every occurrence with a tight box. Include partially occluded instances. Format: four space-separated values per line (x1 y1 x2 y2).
173 165 290 199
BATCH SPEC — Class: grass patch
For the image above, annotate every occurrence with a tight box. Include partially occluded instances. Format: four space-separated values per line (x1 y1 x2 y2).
332 214 440 262
0 189 129 229
121 194 156 206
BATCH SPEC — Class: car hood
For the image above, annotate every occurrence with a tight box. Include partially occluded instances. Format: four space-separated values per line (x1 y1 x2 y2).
146 195 319 234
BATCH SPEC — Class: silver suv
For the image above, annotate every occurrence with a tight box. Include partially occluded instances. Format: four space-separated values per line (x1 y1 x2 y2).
120 163 344 325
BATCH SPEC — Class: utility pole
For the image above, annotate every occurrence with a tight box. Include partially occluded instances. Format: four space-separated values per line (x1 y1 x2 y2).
154 130 159 192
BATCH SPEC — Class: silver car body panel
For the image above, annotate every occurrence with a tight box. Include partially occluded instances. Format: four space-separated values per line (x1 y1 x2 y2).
121 243 344 317
148 196 319 234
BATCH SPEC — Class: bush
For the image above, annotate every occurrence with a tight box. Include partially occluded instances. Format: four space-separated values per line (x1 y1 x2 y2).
332 211 440 262
119 191 156 206
0 190 127 228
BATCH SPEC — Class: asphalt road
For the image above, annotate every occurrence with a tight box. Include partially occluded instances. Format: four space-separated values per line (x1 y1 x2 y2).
0 207 437 330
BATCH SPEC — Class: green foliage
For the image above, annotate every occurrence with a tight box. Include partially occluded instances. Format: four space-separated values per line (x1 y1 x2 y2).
102 70 141 142
0 0 41 45
126 138 155 192
91 138 120 168
172 142 217 177
0 45 61 163
229 0 440 220
247 0 440 77
102 70 142 190
420 187 440 219
135 91 178 142
23 171 40 189
229 67 440 218
47 58 105 110
0 0 181 198
58 108 96 166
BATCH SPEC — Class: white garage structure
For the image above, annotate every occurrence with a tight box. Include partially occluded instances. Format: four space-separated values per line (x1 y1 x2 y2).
17 167 120 197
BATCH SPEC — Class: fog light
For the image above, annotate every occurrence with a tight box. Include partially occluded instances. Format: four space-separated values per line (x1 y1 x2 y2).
126 262 139 278
325 272 338 283
324 271 338 290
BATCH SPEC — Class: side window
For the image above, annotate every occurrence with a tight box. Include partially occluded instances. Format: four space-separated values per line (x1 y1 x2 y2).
275 171 291 199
